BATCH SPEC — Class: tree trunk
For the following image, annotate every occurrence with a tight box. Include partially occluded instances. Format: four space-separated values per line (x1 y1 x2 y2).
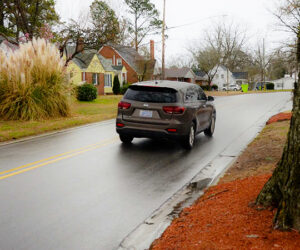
0 2 4 28
256 37 300 231
135 15 138 52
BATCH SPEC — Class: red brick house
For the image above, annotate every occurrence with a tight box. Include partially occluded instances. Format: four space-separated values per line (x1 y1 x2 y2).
154 67 197 83
98 41 156 84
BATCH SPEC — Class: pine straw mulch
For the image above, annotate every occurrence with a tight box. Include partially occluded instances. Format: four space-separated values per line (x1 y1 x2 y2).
151 113 300 250
151 175 300 250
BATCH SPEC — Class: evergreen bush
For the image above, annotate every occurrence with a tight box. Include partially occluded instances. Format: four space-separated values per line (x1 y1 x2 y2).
201 85 210 91
120 84 130 95
112 75 120 94
77 83 98 101
266 82 275 90
212 84 219 91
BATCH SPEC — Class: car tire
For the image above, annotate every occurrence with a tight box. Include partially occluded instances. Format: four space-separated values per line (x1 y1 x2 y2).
119 134 133 144
181 123 195 149
204 115 216 137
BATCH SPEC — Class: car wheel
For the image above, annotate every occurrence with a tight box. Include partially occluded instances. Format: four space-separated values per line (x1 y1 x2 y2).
181 123 195 149
119 134 133 144
204 115 216 137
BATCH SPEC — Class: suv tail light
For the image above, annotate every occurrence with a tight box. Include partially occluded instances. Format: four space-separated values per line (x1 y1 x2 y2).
116 123 125 128
163 106 185 114
118 101 131 110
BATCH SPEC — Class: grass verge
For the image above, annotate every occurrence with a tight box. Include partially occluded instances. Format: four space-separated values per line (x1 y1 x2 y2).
0 95 122 142
205 89 292 97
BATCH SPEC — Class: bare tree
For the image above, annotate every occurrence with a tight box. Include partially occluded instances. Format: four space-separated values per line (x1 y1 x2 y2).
191 46 222 86
206 21 248 71
253 39 273 82
167 54 196 69
191 20 249 86
58 1 122 66
256 0 300 231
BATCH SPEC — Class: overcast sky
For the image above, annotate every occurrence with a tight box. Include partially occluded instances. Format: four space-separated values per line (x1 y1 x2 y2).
55 0 289 65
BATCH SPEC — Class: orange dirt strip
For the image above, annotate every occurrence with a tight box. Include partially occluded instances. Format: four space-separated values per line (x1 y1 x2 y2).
267 112 292 125
151 175 300 250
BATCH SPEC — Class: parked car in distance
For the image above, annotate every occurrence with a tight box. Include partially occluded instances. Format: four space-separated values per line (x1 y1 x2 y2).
116 81 216 149
222 84 241 91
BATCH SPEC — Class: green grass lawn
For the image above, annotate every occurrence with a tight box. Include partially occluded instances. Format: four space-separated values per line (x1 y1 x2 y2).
0 95 122 142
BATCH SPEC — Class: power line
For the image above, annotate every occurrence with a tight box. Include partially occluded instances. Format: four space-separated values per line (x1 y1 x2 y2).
166 15 228 31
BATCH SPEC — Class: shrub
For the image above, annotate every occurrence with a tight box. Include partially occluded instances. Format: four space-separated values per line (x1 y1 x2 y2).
211 84 218 91
266 82 275 90
112 75 120 94
120 83 130 95
76 83 98 101
201 85 211 91
0 38 71 120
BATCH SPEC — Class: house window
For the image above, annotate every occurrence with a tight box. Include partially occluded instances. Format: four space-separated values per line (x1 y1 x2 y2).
104 74 112 87
215 74 219 79
92 73 98 85
221 74 224 79
82 72 86 81
117 58 122 66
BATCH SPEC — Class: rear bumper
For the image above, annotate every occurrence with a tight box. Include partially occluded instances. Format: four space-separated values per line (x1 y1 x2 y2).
116 127 185 140
116 117 189 140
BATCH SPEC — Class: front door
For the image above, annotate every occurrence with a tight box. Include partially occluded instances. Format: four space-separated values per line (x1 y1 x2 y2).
98 73 105 95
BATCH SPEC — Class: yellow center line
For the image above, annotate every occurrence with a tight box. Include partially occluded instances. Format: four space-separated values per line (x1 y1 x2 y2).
0 137 118 180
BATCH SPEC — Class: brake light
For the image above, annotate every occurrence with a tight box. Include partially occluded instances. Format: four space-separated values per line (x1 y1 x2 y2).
163 106 185 114
167 128 177 133
116 123 125 128
118 101 131 109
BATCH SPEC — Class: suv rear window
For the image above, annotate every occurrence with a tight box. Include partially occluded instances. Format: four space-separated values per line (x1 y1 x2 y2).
124 86 177 103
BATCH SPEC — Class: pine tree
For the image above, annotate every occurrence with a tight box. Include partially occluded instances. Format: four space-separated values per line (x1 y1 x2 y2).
113 75 121 95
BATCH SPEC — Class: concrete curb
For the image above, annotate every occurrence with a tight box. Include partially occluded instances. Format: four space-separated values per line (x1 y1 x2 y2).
118 97 292 250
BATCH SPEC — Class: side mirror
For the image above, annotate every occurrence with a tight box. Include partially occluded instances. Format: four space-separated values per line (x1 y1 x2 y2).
207 96 214 102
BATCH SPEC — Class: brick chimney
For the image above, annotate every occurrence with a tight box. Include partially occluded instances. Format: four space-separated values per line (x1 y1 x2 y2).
150 40 155 60
77 37 84 53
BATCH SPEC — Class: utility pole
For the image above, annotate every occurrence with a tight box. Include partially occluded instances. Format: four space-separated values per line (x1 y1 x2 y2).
263 38 266 88
162 0 166 80
295 39 298 84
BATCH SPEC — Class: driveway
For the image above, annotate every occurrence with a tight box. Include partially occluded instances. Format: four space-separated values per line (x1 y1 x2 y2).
0 92 292 250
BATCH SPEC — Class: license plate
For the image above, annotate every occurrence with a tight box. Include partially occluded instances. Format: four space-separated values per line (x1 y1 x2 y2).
140 110 153 118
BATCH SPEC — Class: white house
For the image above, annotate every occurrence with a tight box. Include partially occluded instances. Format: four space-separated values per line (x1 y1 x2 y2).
211 65 235 89
272 75 296 90
0 36 18 55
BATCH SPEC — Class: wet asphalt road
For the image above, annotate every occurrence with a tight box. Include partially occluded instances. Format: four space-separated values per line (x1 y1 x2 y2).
0 92 292 250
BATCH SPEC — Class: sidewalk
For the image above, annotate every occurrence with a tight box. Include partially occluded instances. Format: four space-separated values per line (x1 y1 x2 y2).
151 112 300 250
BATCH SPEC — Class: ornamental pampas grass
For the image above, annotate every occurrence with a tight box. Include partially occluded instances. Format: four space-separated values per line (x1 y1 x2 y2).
0 38 71 120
